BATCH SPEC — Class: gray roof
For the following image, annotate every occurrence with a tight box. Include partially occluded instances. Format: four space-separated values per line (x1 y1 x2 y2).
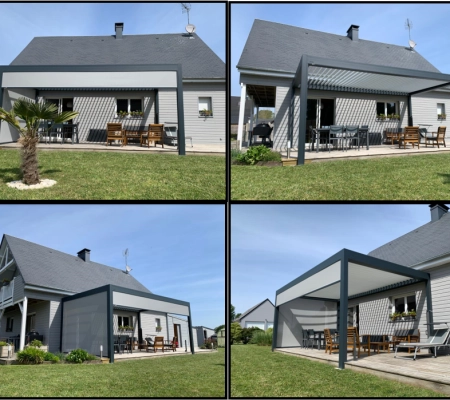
237 20 440 75
11 33 225 79
368 212 450 267
234 298 274 322
4 235 151 294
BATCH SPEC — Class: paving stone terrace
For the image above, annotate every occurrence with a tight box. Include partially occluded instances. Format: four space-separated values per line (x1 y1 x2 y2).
275 347 450 395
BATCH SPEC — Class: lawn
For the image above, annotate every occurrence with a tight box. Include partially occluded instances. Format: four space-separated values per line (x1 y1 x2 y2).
0 350 224 397
231 345 445 397
0 150 225 200
231 153 450 200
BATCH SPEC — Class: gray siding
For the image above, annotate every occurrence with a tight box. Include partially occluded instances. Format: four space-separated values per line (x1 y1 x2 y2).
112 309 138 338
12 275 25 303
140 311 168 339
429 263 450 323
48 301 62 353
24 289 65 302
39 90 156 143
411 91 450 137
168 315 191 349
194 326 215 346
273 86 292 149
348 282 427 341
159 89 178 127
239 300 275 330
183 82 225 144
0 308 22 338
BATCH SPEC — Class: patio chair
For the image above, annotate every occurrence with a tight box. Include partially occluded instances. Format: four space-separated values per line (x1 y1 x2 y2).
141 124 164 148
61 123 78 144
49 123 63 143
425 126 446 148
399 126 420 149
164 336 177 352
393 329 420 353
114 335 126 354
394 327 450 360
347 327 369 358
301 329 312 348
106 123 126 146
345 125 360 150
163 126 193 147
144 337 154 352
309 126 318 151
324 328 339 354
384 127 400 145
153 336 165 353
328 125 345 151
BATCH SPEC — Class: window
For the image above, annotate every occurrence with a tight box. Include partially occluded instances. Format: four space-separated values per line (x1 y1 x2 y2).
437 103 446 118
377 102 397 117
116 99 143 117
155 318 161 328
198 97 213 117
392 294 416 314
26 314 36 333
6 317 13 332
118 316 130 328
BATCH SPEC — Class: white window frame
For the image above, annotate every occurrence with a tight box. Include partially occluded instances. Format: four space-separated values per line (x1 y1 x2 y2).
155 318 161 328
117 315 131 328
115 98 143 117
377 101 398 116
437 103 446 117
6 317 13 332
198 97 213 117
26 313 36 333
391 293 416 314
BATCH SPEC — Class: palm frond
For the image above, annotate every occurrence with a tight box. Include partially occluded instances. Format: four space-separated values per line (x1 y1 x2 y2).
53 111 80 124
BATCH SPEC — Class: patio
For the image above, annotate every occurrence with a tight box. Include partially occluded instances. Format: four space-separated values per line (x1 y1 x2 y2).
276 347 450 395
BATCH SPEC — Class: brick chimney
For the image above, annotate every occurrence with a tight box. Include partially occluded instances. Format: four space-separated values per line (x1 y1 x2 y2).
347 25 359 41
430 204 449 222
115 22 124 39
77 248 91 262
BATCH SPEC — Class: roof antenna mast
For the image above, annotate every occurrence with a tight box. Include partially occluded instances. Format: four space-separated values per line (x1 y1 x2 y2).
123 248 132 274
181 3 196 38
405 18 417 50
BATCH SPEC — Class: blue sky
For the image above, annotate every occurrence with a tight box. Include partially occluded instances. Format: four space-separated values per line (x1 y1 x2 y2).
0 2 225 65
0 204 225 330
231 204 439 316
231 3 450 96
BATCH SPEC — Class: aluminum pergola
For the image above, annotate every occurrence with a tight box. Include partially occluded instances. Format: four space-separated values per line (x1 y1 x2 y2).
61 284 194 363
273 249 432 369
293 55 450 165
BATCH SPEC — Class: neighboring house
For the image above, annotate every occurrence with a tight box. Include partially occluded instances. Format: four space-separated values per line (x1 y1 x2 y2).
236 20 450 163
193 325 215 347
272 204 450 369
0 235 194 362
234 298 274 330
0 22 225 148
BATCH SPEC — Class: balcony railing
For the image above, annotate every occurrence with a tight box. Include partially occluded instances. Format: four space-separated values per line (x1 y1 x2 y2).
0 278 14 308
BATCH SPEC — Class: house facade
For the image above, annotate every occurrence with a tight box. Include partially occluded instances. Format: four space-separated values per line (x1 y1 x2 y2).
0 235 193 362
272 204 450 368
193 325 215 347
236 20 450 162
0 22 225 149
235 298 274 330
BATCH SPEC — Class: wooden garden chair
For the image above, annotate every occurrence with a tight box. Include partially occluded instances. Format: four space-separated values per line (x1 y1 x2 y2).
141 124 164 148
425 126 446 148
153 336 165 353
106 123 126 146
324 328 339 354
399 126 420 149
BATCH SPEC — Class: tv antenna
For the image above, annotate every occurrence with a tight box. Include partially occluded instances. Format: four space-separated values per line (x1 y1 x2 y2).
181 3 191 24
405 18 416 49
123 248 132 274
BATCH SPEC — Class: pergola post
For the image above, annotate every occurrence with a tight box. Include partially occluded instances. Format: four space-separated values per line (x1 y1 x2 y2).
176 65 185 156
0 72 3 108
426 278 433 337
297 56 308 165
237 83 247 150
188 311 195 354
407 95 413 126
19 296 28 351
338 255 348 369
272 306 279 351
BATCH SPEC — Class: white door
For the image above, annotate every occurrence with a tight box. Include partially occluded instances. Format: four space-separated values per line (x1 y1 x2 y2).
245 321 265 330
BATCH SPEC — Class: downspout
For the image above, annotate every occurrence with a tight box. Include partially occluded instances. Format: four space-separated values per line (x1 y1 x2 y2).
338 252 348 369
0 71 3 109
176 65 185 156
188 305 195 354
107 286 114 363
297 56 308 165
425 275 433 337
154 89 159 124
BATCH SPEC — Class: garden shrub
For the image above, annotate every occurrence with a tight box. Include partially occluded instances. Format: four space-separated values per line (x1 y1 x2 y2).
235 145 281 165
0 341 8 346
230 322 243 344
250 330 273 346
54 352 66 362
43 351 60 363
65 348 90 364
200 338 216 349
241 327 263 344
29 339 43 348
16 347 46 364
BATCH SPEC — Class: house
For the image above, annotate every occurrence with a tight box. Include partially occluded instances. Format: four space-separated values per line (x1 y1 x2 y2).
193 325 215 347
0 234 194 362
0 22 225 152
234 298 274 330
272 204 450 369
236 20 450 163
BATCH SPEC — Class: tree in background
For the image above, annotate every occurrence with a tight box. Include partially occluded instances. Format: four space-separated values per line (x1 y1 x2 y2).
258 109 274 120
214 324 225 334
230 322 243 344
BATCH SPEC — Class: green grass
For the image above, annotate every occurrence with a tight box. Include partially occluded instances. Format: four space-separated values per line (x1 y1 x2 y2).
0 350 224 397
231 152 450 200
0 149 225 200
231 345 445 397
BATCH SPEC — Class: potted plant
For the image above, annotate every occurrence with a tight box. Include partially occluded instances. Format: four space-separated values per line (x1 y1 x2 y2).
392 114 400 120
156 326 162 332
438 113 446 120
389 311 402 321
117 110 128 119
118 325 134 332
377 113 386 121
199 109 213 117
0 341 14 357
26 339 48 352
408 309 417 318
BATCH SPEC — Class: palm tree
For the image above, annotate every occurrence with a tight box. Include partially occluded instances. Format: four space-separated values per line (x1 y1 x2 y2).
0 98 79 185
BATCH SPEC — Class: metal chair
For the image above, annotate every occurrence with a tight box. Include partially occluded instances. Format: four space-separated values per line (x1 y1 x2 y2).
345 125 360 150
328 125 345 151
